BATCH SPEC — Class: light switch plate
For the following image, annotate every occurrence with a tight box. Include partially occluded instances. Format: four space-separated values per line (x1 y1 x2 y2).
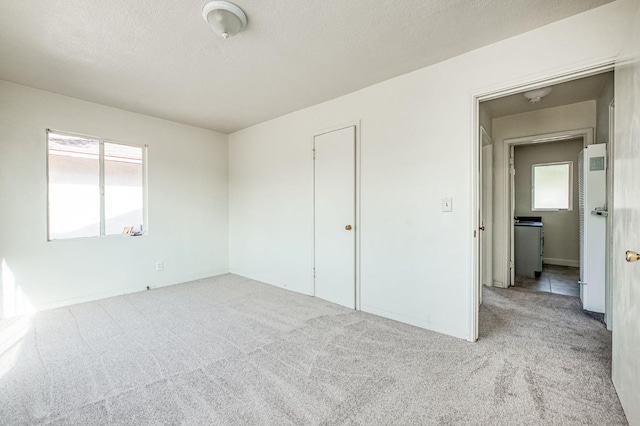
442 197 452 212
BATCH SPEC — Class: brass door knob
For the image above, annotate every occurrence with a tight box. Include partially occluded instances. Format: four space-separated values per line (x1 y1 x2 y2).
345 225 352 231
626 250 640 262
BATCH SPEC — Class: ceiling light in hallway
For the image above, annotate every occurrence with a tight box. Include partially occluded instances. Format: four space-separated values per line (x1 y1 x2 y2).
523 87 552 104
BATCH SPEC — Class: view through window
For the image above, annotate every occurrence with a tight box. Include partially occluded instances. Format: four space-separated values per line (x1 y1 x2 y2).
531 162 572 211
48 131 145 240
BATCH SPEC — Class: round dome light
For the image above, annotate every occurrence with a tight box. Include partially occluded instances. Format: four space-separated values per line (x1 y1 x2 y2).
202 1 247 40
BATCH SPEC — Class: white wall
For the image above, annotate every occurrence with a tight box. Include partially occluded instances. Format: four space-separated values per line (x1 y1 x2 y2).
229 1 637 340
513 139 584 266
492 101 596 287
0 81 229 318
612 1 640 422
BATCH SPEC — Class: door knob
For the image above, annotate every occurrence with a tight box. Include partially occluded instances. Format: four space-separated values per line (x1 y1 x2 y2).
479 226 485 231
345 225 352 231
626 250 640 262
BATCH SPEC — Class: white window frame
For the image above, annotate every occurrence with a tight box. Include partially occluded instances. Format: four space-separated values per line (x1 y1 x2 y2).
531 160 573 212
46 129 148 241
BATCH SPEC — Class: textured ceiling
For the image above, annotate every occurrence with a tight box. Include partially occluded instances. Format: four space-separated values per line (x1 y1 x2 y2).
0 0 614 133
482 72 613 119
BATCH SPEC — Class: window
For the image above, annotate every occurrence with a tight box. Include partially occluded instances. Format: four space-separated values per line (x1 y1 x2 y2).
531 161 572 211
47 131 146 240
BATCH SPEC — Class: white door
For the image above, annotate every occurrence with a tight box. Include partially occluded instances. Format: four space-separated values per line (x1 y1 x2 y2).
612 35 640 424
482 143 493 290
579 144 607 313
314 126 356 309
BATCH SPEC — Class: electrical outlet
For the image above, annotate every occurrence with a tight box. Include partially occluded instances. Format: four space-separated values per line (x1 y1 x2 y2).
156 261 164 272
442 197 453 212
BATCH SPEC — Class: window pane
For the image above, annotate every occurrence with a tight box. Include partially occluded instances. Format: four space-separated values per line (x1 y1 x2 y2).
48 133 100 239
104 143 144 235
533 163 570 210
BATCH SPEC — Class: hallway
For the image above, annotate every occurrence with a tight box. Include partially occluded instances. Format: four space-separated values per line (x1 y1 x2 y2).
513 264 580 297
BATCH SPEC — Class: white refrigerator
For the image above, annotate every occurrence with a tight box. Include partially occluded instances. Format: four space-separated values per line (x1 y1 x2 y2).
579 143 607 313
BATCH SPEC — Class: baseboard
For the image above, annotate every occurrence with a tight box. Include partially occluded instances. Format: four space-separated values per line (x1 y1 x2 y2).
543 258 579 267
361 304 468 341
229 270 313 296
228 272 469 341
4 269 230 319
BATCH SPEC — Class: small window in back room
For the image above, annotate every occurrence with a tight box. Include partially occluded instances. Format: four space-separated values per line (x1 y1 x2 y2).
531 161 572 211
47 131 146 240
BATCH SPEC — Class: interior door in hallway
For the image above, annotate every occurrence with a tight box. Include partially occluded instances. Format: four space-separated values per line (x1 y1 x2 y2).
314 126 356 309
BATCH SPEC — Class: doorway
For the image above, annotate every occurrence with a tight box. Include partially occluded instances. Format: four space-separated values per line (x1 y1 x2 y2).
313 124 359 309
507 133 588 300
473 66 615 340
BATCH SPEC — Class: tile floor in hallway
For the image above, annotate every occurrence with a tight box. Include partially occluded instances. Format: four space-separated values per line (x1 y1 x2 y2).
514 264 580 297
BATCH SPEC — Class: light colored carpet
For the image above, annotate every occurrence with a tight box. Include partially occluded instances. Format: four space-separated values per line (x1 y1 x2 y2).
0 274 627 425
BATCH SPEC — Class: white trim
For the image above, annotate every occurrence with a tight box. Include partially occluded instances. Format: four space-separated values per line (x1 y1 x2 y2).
140 143 149 235
475 62 615 103
605 99 615 331
311 120 361 310
30 270 230 314
503 129 593 146
362 305 467 340
479 126 493 307
543 257 580 267
504 128 592 289
99 141 105 236
46 129 148 241
510 145 515 288
470 93 480 342
470 60 615 343
46 130 51 241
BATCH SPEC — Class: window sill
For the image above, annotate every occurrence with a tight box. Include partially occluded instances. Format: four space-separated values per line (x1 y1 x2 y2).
47 233 147 242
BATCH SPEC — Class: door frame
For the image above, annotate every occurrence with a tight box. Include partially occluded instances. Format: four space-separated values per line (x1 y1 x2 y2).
605 99 615 331
504 128 593 287
479 126 494 305
470 61 615 342
312 120 361 310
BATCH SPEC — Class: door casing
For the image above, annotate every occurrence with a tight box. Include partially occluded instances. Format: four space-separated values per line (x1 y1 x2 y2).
504 129 593 287
470 61 615 342
479 128 494 305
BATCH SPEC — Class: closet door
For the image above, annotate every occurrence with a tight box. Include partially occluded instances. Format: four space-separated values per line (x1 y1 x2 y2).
313 126 355 309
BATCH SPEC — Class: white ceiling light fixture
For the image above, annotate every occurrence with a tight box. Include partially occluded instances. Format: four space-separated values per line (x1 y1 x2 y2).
523 87 552 104
202 1 247 40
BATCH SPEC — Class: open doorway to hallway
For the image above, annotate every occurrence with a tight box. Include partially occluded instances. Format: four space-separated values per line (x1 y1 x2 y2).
477 69 614 330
